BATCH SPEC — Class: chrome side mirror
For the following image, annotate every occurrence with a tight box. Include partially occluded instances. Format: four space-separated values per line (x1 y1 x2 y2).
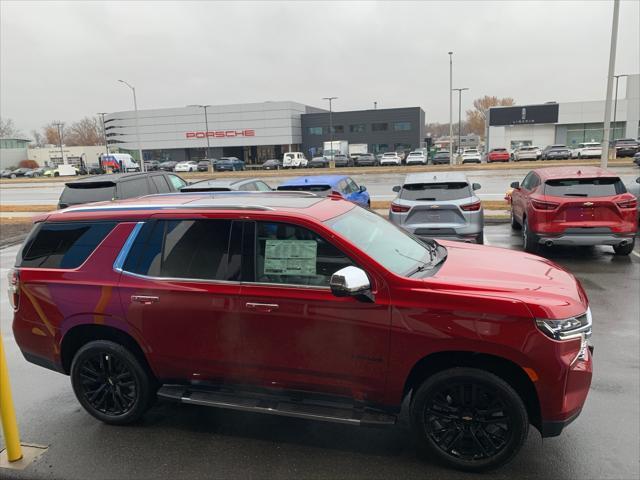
329 266 373 302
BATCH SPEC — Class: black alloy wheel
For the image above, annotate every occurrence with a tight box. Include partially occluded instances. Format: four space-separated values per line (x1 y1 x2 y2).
411 368 528 471
71 340 154 425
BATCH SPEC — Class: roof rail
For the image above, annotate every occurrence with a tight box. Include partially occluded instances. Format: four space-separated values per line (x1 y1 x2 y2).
61 204 275 214
141 190 320 199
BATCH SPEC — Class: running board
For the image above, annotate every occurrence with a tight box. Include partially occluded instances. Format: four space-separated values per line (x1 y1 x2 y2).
158 385 396 427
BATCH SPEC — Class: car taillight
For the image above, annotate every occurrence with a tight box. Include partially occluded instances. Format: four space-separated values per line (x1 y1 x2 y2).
616 198 637 209
460 201 481 212
390 203 410 213
7 268 19 310
531 199 559 210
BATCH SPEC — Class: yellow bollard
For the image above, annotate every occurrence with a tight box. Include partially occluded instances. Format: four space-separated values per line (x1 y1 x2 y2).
0 331 22 462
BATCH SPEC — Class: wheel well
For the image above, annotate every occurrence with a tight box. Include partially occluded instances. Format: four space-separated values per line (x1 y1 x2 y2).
402 351 541 430
60 325 154 378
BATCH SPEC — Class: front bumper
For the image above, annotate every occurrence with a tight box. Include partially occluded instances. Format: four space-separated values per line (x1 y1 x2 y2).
540 407 583 437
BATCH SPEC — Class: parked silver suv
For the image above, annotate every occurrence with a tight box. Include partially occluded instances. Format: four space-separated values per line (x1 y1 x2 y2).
389 172 484 244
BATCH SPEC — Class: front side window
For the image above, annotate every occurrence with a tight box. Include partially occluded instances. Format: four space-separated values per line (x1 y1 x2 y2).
255 181 272 192
150 175 171 193
19 222 116 269
123 220 235 280
346 178 359 194
254 222 354 287
168 175 186 191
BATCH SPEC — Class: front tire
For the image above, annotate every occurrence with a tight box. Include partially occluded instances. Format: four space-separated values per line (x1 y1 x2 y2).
70 340 155 425
613 240 635 256
410 368 528 472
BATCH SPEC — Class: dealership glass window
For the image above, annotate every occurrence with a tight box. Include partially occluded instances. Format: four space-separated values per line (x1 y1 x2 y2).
393 122 412 131
350 124 366 133
308 127 324 135
371 144 389 154
565 122 625 146
330 125 344 134
394 143 412 153
371 122 389 132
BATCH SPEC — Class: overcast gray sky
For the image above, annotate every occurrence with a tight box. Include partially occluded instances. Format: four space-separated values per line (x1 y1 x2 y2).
1 0 639 136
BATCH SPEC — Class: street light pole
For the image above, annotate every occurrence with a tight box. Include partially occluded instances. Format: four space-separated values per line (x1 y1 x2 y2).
452 87 469 155
612 74 628 142
323 96 338 168
188 104 212 159
118 79 145 172
53 122 65 166
600 0 620 168
97 112 109 155
448 51 453 161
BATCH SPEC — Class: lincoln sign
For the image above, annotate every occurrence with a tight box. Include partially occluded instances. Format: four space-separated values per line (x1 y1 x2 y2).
186 129 255 139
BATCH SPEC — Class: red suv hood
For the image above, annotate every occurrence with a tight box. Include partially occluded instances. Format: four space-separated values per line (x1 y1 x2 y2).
428 240 588 319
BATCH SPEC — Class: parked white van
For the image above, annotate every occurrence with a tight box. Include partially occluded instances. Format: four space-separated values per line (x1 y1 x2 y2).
101 153 140 172
282 152 308 168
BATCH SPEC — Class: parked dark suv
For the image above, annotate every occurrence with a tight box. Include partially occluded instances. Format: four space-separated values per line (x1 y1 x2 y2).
57 172 187 209
10 192 592 471
614 138 639 158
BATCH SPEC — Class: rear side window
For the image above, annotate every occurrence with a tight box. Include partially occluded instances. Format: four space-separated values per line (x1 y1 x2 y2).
118 178 150 199
400 182 471 201
19 222 116 269
150 175 171 193
544 177 627 197
123 220 234 280
60 184 116 205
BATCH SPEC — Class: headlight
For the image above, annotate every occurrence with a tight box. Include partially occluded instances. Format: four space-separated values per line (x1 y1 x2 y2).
536 307 592 341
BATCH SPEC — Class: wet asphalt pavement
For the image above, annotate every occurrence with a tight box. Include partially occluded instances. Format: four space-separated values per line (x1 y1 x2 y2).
0 224 639 480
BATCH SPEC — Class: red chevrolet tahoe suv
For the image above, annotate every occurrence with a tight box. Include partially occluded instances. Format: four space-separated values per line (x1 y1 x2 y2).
9 191 593 471
509 166 637 254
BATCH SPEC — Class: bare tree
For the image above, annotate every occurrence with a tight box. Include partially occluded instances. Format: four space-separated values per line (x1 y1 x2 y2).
31 130 46 147
65 116 102 146
0 118 24 138
466 96 516 136
43 121 65 145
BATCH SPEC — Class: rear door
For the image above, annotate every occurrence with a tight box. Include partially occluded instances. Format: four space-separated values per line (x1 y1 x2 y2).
117 217 245 381
512 172 539 222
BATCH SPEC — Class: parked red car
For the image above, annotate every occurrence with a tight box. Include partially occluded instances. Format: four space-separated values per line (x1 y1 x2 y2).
509 166 637 254
487 148 511 162
10 191 593 471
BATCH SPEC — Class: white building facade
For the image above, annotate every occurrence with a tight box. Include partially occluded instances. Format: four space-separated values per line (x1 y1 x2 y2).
488 73 640 150
105 101 325 164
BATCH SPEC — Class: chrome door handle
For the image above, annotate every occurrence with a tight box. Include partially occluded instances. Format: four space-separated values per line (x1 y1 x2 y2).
245 302 279 312
131 295 159 305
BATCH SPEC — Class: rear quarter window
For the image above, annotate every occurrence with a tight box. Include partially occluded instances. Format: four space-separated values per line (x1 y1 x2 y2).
544 178 626 197
118 178 150 199
18 222 116 269
400 182 471 201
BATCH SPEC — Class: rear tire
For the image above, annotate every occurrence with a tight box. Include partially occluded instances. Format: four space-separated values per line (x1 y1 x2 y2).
522 217 538 253
613 240 635 256
510 208 521 230
410 368 528 472
70 340 155 425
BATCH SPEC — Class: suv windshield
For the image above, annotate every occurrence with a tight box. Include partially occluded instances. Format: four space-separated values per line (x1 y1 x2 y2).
60 184 116 205
544 177 626 197
325 207 445 276
400 182 471 201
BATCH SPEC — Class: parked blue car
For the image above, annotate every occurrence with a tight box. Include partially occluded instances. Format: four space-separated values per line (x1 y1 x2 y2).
214 157 245 172
277 175 370 208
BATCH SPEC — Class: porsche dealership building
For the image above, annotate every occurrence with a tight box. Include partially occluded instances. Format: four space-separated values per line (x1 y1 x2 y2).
104 101 427 164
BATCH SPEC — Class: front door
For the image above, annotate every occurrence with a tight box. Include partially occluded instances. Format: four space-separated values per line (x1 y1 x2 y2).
236 220 391 403
117 218 245 382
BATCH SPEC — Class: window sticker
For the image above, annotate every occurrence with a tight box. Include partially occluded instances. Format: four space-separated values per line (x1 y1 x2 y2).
264 240 317 276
